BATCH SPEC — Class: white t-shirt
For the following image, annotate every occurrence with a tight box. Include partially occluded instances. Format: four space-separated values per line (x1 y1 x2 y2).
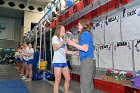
23 47 29 61
26 48 34 61
52 35 66 64
15 52 20 59
61 0 66 11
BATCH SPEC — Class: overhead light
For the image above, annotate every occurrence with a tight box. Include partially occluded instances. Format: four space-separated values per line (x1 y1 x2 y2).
37 7 43 12
8 2 15 7
19 4 25 9
28 6 35 10
0 0 5 5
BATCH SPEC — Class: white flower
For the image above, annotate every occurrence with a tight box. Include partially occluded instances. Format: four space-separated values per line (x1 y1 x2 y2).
66 31 72 35
119 71 126 75
114 70 119 74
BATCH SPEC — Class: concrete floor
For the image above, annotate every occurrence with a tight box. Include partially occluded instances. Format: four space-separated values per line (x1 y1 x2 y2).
0 64 106 93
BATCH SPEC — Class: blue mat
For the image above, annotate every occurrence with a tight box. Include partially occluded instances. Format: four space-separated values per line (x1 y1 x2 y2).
0 80 30 93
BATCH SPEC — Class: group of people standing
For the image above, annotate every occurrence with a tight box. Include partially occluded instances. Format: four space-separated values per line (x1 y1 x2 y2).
52 18 96 93
16 18 96 93
15 43 34 81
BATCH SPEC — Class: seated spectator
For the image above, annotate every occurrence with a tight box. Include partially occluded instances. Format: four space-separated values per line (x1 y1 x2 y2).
65 0 74 9
61 0 66 11
54 7 60 17
52 11 57 18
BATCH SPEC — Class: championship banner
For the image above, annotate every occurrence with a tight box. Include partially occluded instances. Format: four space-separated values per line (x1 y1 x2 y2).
105 15 121 43
99 43 113 69
113 41 133 71
122 8 140 41
92 21 104 45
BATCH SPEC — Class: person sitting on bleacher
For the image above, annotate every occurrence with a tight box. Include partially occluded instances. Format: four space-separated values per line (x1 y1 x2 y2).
65 0 74 9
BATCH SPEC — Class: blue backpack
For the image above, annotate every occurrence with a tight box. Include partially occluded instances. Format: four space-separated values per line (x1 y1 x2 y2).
32 69 43 80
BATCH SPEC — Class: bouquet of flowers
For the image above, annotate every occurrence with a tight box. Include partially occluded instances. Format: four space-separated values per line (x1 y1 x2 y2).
106 69 134 80
125 71 134 80
64 31 78 51
64 31 73 40
106 69 114 76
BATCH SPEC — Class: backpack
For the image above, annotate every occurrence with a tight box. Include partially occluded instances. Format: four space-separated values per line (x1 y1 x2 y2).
32 69 43 80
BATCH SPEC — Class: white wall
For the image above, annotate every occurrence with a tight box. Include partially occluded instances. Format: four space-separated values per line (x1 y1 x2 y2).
24 11 44 34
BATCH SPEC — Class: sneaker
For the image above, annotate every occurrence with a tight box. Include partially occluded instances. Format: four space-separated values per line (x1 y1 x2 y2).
25 79 31 82
21 76 27 80
20 74 23 76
